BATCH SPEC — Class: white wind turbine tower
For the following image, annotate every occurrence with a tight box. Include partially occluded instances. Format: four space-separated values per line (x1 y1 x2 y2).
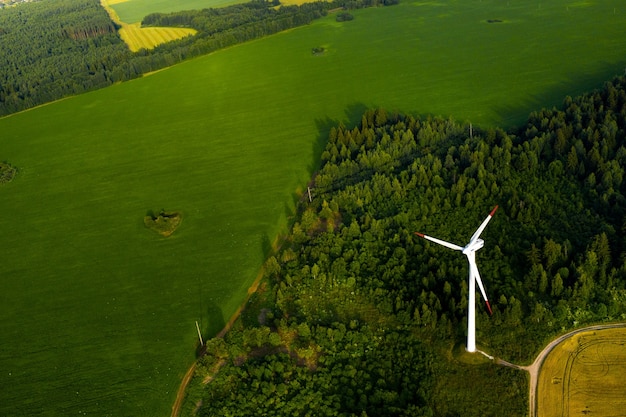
415 206 498 353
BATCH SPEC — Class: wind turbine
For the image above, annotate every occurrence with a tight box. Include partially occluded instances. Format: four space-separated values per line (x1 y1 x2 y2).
415 206 498 353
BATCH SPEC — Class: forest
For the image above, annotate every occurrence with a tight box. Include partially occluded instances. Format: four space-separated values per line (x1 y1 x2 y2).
0 0 394 116
182 76 626 416
0 0 127 114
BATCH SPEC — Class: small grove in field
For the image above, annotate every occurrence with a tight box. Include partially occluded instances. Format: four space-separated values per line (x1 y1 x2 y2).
144 209 182 236
0 162 16 184
184 77 626 416
0 162 17 184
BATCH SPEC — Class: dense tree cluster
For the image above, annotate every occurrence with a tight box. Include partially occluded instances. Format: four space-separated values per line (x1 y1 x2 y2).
142 0 308 33
0 0 129 115
183 76 626 416
335 12 354 22
0 0 395 116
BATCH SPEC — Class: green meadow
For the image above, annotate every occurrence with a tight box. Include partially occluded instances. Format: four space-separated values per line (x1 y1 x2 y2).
110 0 243 24
1 0 625 415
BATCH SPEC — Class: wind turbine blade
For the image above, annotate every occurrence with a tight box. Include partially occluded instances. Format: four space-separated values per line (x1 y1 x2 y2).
469 205 498 244
469 258 493 315
415 232 463 251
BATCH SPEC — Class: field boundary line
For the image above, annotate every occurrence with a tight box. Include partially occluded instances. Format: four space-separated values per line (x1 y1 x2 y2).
524 323 626 417
171 234 287 417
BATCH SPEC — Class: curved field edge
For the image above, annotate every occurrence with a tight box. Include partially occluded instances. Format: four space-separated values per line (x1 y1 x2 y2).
171 251 276 417
1 1 626 416
177 72 626 414
537 325 626 417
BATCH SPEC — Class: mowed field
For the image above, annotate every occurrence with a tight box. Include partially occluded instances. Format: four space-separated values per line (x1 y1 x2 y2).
537 327 626 417
1 1 626 416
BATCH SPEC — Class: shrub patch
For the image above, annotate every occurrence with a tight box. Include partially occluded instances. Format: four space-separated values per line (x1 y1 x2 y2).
0 162 16 184
144 209 182 237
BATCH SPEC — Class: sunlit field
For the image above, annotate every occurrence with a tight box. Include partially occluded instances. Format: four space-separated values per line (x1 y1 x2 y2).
109 0 245 23
537 327 626 417
119 23 196 51
1 0 625 415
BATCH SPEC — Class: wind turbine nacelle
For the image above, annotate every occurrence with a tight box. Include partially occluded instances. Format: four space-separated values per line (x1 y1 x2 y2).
463 238 484 254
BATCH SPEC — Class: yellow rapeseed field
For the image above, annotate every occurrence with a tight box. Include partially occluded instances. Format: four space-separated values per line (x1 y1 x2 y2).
100 0 196 52
119 23 196 52
537 327 626 417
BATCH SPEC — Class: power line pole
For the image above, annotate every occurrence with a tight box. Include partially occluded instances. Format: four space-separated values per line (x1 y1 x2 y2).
195 321 204 346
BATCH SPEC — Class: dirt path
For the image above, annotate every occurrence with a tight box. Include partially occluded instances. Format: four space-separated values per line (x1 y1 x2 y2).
169 270 265 417
170 362 197 417
495 323 626 417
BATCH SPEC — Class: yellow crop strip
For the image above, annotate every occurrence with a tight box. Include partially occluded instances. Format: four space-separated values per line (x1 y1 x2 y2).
100 0 196 52
119 24 196 52
280 0 331 5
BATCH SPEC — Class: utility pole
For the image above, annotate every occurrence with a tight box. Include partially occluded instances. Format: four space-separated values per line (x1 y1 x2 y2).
307 186 312 203
195 321 204 346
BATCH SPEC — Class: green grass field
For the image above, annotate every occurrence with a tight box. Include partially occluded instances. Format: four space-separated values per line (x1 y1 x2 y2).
109 0 244 24
1 1 625 415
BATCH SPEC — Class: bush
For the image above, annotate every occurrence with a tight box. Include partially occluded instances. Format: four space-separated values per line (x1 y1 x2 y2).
336 12 354 22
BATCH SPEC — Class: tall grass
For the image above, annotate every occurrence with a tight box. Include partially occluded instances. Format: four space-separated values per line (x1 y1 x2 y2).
0 0 625 415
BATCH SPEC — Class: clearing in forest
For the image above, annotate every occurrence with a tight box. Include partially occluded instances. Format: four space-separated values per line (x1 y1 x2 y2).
537 327 626 417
